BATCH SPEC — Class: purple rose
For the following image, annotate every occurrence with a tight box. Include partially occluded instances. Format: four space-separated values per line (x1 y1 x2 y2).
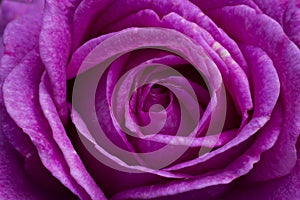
1 0 300 200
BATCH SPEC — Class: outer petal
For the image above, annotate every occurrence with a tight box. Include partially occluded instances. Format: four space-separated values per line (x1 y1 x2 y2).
0 0 44 27
0 10 77 199
240 44 288 181
190 0 260 11
72 0 115 49
0 128 66 200
39 0 81 122
194 0 300 48
72 0 249 75
2 49 90 200
39 74 107 200
250 0 300 48
283 0 300 48
0 12 42 83
225 160 300 200
208 4 300 179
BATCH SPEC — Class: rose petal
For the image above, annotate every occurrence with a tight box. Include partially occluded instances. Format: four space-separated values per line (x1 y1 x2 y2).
74 70 193 178
95 69 138 152
252 0 286 23
194 0 300 49
70 107 190 180
101 9 162 34
165 32 280 173
144 129 237 148
39 0 81 122
111 63 199 137
67 116 173 197
70 28 224 165
73 0 249 76
208 4 300 179
39 73 107 200
106 49 170 103
239 44 286 181
70 27 224 180
0 12 42 82
161 12 253 122
2 49 90 200
0 11 78 197
191 0 260 12
0 129 69 200
0 0 44 25
71 27 223 94
72 0 114 49
225 158 300 200
0 9 44 181
111 103 282 199
111 63 197 154
67 33 116 79
283 1 300 48
75 0 201 39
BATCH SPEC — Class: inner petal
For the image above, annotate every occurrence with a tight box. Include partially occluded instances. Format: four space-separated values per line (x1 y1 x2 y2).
142 84 171 112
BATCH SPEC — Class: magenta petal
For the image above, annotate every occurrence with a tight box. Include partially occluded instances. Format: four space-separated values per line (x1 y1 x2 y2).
161 12 253 120
0 130 67 200
2 49 90 200
241 45 280 118
195 0 300 49
111 104 282 200
0 0 44 25
283 1 300 48
71 27 225 177
208 5 300 179
240 44 289 181
144 129 237 148
67 32 116 79
252 0 286 24
0 32 3 60
106 53 131 102
39 0 80 122
70 107 189 179
111 63 199 137
225 159 300 200
95 69 137 152
74 0 249 76
191 0 260 12
0 11 51 188
101 9 162 34
164 39 279 173
106 50 171 103
0 36 3 60
0 104 73 197
72 0 114 49
0 11 77 199
39 74 107 200
0 12 42 83
72 27 223 91
73 69 191 179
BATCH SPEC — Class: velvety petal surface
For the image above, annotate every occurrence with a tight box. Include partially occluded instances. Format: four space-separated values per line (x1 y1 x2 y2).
0 128 69 200
225 159 300 200
3 49 91 199
208 4 300 179
39 74 106 200
111 103 282 199
0 10 78 199
39 0 82 122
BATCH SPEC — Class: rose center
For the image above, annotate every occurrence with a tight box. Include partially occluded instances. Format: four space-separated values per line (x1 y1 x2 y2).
143 84 171 112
